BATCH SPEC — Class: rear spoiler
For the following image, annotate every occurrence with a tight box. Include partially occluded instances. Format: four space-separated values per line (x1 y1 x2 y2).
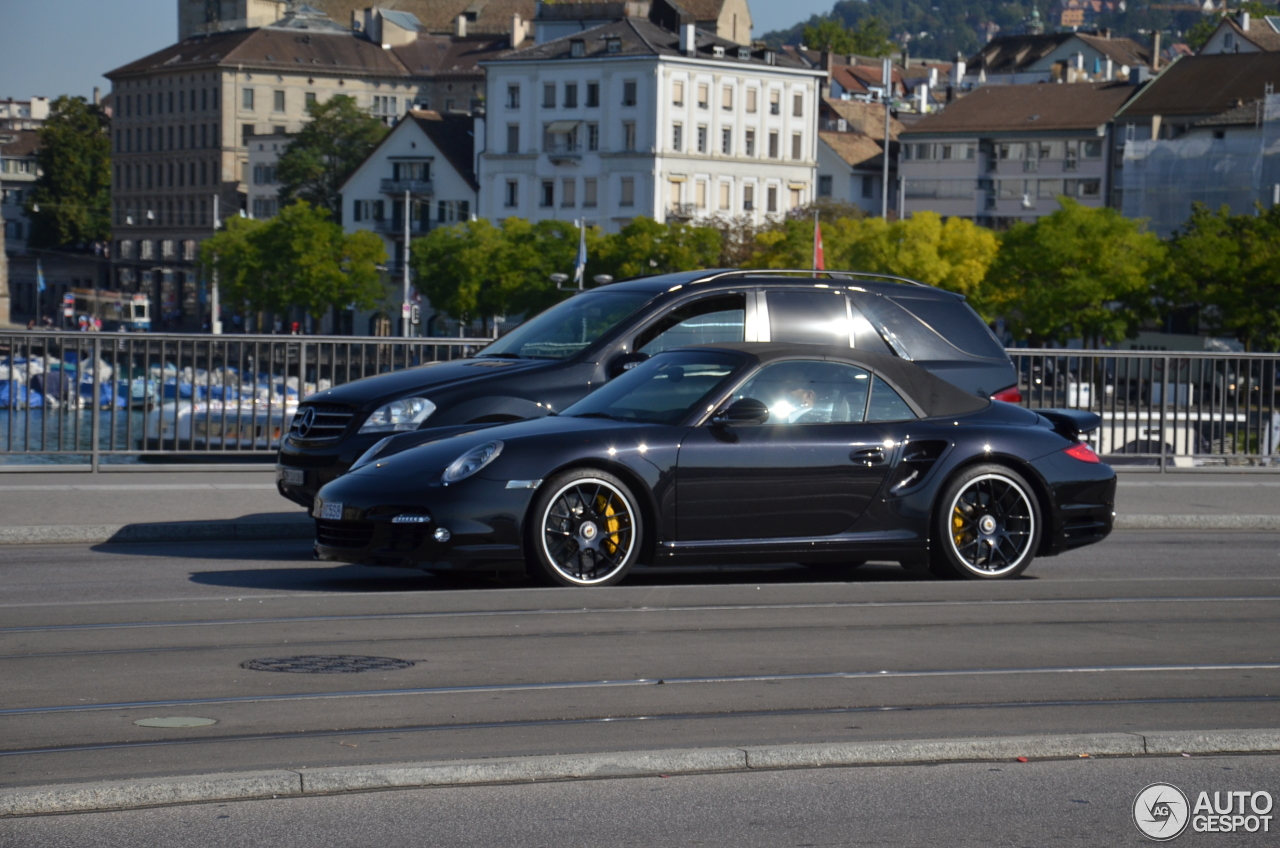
1037 408 1100 441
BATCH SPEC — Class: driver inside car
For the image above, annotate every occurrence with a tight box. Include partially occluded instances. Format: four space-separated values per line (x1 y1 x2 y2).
739 362 836 424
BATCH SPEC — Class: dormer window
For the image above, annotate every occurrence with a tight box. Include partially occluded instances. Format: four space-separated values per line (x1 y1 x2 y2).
606 37 621 53
713 45 725 57
738 47 750 60
570 39 585 57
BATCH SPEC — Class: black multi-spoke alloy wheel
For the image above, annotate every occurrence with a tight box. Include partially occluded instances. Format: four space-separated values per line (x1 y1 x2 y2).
530 469 643 587
931 464 1041 580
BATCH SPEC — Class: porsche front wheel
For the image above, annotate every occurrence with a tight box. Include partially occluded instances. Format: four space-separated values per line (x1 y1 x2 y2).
932 465 1041 580
530 470 643 587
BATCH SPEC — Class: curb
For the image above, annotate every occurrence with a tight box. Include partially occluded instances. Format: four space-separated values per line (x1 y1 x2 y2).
1114 515 1280 531
4 729 1280 817
0 519 313 546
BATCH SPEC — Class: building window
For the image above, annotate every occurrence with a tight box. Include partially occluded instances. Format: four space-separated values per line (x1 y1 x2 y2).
722 85 733 110
541 180 554 207
793 93 803 117
673 80 685 106
791 132 803 160
587 122 599 151
1083 139 1103 158
767 185 778 213
818 175 833 197
570 38 585 57
583 177 598 207
543 83 556 108
672 123 683 151
505 179 519 207
745 129 756 157
252 198 277 218
586 81 599 107
623 121 636 151
743 184 754 211
437 200 470 222
564 83 578 108
1079 179 1101 197
862 175 874 198
273 90 285 112
789 187 802 208
696 125 707 153
620 176 635 206
768 131 779 158
719 181 731 210
562 178 576 207
305 92 316 108
696 180 707 209
623 80 637 107
507 84 520 108
506 124 519 154
243 88 254 110
393 161 430 181
769 90 780 115
697 83 709 109
721 127 732 155
746 89 758 113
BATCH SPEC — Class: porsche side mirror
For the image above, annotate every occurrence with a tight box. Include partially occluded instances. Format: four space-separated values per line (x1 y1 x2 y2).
711 397 769 426
607 351 649 379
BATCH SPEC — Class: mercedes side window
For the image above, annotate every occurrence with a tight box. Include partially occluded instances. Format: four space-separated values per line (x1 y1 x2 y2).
733 360 870 425
866 376 917 422
766 290 850 346
888 296 1007 360
848 298 893 355
635 293 746 355
854 292 985 362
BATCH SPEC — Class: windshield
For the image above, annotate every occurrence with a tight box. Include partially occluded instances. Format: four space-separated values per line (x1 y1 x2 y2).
479 290 653 360
562 350 744 425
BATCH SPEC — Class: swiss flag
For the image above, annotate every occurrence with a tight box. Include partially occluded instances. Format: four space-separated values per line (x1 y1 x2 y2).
814 220 825 271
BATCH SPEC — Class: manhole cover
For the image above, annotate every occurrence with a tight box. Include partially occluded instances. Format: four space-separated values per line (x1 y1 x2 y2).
240 655 416 674
134 716 217 728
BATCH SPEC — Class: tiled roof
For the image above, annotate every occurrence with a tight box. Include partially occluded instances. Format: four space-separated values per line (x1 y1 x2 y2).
669 0 728 22
1073 33 1151 67
1118 52 1280 117
0 129 40 158
967 32 1077 73
487 16 808 67
822 98 904 138
312 0 536 35
819 131 888 170
391 34 510 76
1193 97 1265 126
1220 15 1280 51
901 81 1136 135
106 26 410 78
410 110 477 189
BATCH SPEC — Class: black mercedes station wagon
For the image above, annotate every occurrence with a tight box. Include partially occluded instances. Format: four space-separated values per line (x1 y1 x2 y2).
277 269 1019 508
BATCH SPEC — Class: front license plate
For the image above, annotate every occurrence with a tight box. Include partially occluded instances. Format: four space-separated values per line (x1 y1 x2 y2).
320 501 343 521
281 467 304 487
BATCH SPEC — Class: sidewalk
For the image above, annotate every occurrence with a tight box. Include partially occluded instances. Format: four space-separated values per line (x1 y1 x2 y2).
0 468 1277 545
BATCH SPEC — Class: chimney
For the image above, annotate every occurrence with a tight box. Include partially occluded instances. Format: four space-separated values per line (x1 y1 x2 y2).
456 14 468 37
917 83 929 113
928 66 938 87
1151 30 1161 71
680 22 696 56
821 50 834 72
1105 57 1113 80
351 10 360 31
1241 11 1251 30
511 13 524 47
93 86 101 105
951 52 966 86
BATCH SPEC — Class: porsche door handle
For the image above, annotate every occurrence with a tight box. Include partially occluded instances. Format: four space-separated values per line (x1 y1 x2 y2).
850 447 887 466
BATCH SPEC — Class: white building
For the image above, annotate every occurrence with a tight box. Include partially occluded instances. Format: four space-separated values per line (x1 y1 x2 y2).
1198 12 1280 55
246 130 289 219
340 109 478 334
0 97 50 131
477 8 824 232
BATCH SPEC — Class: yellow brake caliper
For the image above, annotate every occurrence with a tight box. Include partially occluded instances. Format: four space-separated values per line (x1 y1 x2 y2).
598 495 621 555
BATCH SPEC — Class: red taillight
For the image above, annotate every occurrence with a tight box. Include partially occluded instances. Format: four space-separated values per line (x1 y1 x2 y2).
1064 442 1101 464
993 386 1023 404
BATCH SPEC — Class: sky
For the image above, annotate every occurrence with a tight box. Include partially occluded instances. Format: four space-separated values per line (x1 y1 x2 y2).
0 0 829 103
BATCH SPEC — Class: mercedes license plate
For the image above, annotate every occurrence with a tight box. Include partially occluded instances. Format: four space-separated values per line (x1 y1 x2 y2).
280 467 304 487
319 501 343 521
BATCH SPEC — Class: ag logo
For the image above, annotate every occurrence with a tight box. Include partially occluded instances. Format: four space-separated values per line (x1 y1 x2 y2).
295 407 316 437
1134 783 1190 841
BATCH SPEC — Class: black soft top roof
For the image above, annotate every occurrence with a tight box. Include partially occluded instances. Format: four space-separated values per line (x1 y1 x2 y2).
675 342 992 419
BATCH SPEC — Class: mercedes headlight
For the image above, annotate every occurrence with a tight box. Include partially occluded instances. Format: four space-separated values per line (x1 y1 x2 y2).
350 436 394 471
442 441 503 484
358 397 435 434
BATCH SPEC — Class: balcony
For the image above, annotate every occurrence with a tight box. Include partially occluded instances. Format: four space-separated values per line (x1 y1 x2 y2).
545 143 583 164
372 219 429 235
380 179 433 196
667 203 697 220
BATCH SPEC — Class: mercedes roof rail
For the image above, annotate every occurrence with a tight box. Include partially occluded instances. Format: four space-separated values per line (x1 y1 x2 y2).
693 269 933 288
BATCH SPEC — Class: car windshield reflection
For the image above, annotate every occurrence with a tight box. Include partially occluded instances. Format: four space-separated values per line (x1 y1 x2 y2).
478 290 653 360
562 351 743 425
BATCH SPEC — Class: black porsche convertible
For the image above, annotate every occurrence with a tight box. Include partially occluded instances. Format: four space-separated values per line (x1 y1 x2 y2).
312 344 1115 585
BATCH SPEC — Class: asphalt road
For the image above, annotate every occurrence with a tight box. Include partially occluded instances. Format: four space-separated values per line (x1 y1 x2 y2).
1 531 1278 794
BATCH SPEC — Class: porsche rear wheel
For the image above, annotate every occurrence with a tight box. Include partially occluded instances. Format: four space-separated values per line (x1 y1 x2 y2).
531 470 643 587
932 465 1040 580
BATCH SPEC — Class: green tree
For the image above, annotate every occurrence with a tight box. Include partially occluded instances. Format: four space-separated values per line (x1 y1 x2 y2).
200 201 386 321
594 217 722 280
1167 203 1280 350
801 16 895 56
275 96 389 222
985 199 1166 347
25 95 111 248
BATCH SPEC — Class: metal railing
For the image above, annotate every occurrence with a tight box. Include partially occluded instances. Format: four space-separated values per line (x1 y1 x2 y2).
1 331 484 470
1009 349 1280 470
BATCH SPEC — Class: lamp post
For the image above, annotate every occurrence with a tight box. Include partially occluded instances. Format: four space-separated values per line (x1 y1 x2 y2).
401 189 411 338
210 194 221 334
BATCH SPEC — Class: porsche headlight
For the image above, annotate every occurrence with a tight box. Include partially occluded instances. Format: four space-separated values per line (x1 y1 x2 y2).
350 436 394 472
442 441 503 484
358 397 435 434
